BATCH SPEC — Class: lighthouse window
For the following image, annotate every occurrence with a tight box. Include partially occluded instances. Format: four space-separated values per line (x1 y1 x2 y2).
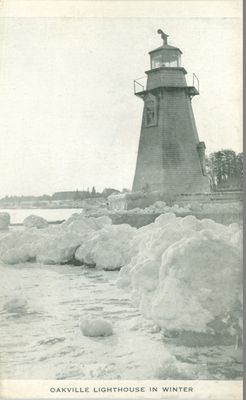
151 54 162 69
151 53 181 69
144 95 157 127
164 59 178 67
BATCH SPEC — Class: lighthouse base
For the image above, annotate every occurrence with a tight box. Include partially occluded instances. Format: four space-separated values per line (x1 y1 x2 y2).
107 187 243 215
108 186 211 212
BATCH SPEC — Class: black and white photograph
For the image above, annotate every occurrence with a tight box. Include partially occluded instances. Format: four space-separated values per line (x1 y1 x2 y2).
0 0 243 399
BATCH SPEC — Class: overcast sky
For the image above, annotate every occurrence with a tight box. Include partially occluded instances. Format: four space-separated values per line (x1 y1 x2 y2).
0 17 242 196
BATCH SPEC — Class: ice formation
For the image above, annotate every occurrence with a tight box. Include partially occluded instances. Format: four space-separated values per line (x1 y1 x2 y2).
80 317 113 337
104 198 242 217
0 210 242 337
23 214 49 229
36 232 83 264
0 230 44 264
142 201 191 214
75 224 137 269
0 215 114 265
0 212 10 230
118 213 242 336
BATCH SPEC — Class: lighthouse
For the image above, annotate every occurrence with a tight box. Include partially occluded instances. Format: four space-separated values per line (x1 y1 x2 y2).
132 30 210 198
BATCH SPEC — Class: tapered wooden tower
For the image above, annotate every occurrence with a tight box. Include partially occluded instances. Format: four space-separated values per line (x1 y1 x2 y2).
132 30 210 196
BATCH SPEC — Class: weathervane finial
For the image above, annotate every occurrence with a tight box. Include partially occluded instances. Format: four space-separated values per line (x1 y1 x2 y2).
157 29 169 45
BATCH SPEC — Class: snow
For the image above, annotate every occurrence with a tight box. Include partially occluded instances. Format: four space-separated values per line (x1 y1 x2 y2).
118 213 242 337
114 201 192 215
80 317 113 337
0 213 137 269
2 298 28 315
0 214 113 266
152 234 241 334
0 206 243 380
0 210 242 339
0 230 43 264
35 232 83 264
106 196 242 218
62 214 112 234
24 214 49 229
230 228 243 252
75 223 137 270
132 200 242 216
0 212 10 230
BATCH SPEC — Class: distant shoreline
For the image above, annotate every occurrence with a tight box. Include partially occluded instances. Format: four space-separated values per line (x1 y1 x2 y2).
10 220 65 226
0 206 83 210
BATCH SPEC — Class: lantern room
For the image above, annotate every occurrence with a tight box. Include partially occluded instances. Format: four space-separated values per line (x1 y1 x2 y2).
149 29 182 69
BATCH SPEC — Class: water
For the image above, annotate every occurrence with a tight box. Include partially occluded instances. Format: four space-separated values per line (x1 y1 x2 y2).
0 262 242 380
0 262 169 380
0 208 81 224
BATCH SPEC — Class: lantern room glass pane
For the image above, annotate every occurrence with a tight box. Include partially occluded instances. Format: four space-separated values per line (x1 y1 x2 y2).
151 52 181 69
151 54 162 69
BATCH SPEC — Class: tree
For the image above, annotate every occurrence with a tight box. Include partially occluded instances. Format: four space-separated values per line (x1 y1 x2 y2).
207 150 243 190
235 153 243 188
73 189 81 200
91 186 96 196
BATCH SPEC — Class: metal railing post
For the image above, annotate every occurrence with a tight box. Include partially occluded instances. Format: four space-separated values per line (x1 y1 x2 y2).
133 77 146 94
193 73 199 93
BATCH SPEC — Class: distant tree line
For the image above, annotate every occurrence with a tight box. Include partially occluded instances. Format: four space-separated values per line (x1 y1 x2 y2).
0 187 124 204
206 150 243 191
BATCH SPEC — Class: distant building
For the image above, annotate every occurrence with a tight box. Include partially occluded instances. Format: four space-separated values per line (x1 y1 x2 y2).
52 191 89 200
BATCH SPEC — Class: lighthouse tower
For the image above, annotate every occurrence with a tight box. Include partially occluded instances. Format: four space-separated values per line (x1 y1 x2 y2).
132 30 210 197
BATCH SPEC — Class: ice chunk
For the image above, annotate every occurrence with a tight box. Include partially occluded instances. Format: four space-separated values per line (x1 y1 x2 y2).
0 230 43 264
198 218 225 234
80 317 113 337
151 200 166 208
36 232 82 264
24 215 49 229
75 224 136 270
230 229 243 252
0 214 113 265
118 213 242 336
61 214 112 237
151 234 242 334
0 228 82 265
154 212 177 226
0 212 10 230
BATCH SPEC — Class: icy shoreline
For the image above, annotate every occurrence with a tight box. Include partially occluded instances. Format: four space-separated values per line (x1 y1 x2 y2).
0 210 242 336
0 206 242 380
0 263 243 380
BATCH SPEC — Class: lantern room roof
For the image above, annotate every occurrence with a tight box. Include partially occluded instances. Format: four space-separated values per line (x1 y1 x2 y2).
149 44 182 55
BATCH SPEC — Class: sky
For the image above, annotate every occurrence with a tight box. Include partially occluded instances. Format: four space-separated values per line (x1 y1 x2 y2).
0 16 242 197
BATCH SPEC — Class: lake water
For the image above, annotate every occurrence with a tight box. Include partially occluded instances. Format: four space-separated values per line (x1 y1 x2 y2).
0 208 82 224
0 263 170 379
0 211 243 380
0 261 242 380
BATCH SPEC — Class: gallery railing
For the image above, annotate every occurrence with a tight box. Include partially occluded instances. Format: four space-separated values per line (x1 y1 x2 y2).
133 72 200 95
